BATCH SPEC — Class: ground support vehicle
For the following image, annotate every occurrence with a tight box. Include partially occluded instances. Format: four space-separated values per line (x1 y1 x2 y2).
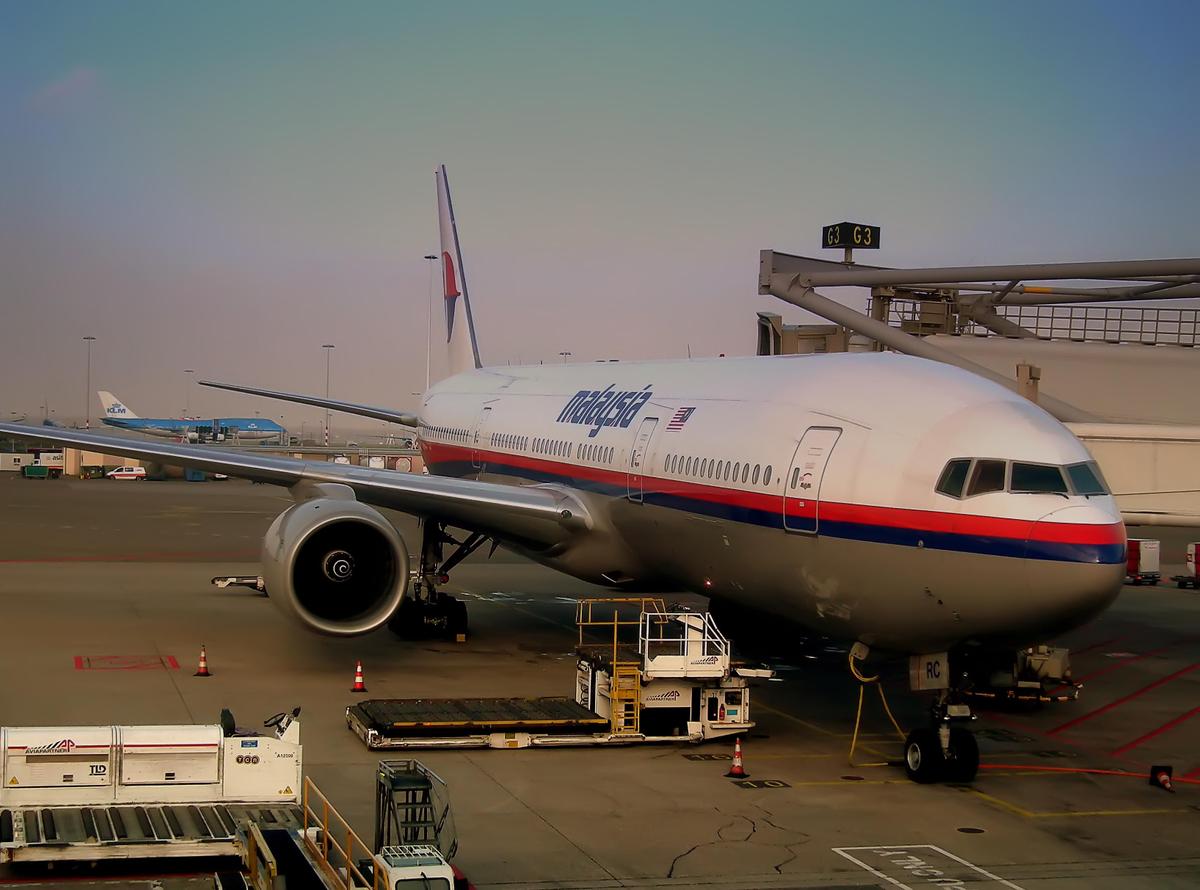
348 598 771 750
1126 538 1161 585
20 465 60 480
245 770 469 890
1171 542 1199 589
0 708 302 864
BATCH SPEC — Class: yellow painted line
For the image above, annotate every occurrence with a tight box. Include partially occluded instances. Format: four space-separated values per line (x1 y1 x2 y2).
788 778 910 787
754 702 901 761
967 787 1036 819
1031 808 1189 818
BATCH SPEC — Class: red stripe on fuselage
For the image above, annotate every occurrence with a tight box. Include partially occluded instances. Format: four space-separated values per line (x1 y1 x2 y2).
418 440 1123 547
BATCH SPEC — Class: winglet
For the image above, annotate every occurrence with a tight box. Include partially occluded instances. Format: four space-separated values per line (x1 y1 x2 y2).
436 165 483 373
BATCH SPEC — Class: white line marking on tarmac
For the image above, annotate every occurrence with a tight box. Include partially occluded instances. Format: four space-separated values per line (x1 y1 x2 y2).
833 844 1026 890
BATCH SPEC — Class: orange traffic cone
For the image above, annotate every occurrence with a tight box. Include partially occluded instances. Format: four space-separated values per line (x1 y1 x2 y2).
350 659 368 693
1150 765 1174 792
194 645 212 677
725 737 749 778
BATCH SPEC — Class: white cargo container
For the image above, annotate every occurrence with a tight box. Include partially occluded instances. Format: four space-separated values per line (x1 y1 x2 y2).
1173 543 1199 589
1126 538 1161 585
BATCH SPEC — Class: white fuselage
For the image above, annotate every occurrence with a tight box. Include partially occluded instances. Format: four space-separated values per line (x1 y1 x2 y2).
418 353 1125 653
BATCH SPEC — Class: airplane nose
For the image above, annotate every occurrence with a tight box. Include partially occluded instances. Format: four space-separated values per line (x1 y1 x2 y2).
1024 503 1126 634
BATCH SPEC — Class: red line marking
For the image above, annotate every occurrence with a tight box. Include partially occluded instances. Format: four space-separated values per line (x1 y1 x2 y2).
1058 642 1179 689
1048 662 1200 735
73 655 85 670
72 655 181 671
979 763 1200 785
1183 765 1200 780
165 655 180 670
0 549 258 564
1070 636 1125 656
1110 704 1200 756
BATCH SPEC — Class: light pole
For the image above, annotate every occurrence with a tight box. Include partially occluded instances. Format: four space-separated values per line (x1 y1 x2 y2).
559 351 572 364
322 343 335 446
82 336 96 429
184 369 195 418
423 254 438 391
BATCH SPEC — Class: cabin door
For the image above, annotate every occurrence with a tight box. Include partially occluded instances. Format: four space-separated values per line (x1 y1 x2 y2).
783 427 842 533
626 417 659 502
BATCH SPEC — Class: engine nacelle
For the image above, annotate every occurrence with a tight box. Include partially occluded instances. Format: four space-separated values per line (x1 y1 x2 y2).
261 498 409 636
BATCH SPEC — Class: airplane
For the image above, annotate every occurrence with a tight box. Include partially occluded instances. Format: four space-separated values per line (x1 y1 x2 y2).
98 391 285 443
0 166 1126 784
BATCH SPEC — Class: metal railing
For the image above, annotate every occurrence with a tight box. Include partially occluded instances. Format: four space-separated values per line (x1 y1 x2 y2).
302 776 387 890
871 298 1200 346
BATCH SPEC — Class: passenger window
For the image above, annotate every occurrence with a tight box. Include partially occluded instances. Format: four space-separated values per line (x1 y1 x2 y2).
752 464 760 485
733 462 741 482
723 462 731 482
763 465 772 485
686 457 693 475
790 467 800 489
1067 461 1108 496
966 459 1006 496
716 460 723 478
1011 463 1068 494
741 464 749 484
935 459 970 498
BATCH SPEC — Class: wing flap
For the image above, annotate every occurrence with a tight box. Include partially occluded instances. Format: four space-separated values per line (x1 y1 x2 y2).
0 423 588 547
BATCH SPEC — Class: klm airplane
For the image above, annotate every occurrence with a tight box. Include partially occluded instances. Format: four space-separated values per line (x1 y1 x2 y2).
98 392 284 443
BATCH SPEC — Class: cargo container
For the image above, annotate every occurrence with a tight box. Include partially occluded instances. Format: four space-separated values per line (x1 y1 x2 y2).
1172 542 1199 589
1126 538 1161 585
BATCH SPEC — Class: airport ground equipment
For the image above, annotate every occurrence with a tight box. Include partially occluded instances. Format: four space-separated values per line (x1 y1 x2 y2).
212 574 268 594
347 598 772 750
1171 542 1198 589
288 776 464 890
1126 538 1161 585
0 708 302 863
20 465 60 480
373 760 457 862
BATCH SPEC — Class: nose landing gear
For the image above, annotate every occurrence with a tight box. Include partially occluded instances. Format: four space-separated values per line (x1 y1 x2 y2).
900 649 980 784
903 698 979 784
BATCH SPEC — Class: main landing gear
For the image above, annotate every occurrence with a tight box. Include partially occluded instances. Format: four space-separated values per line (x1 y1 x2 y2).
386 520 483 641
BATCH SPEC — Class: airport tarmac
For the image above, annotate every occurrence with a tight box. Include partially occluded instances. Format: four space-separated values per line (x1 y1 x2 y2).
1 476 1198 888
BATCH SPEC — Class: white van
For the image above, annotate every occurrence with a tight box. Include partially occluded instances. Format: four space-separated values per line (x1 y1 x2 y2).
106 466 147 481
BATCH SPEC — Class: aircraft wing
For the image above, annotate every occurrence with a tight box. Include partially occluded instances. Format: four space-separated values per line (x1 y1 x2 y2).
0 423 590 547
199 380 419 428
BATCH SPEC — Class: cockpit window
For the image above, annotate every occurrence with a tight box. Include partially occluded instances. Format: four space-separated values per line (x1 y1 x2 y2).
1067 461 1109 496
965 459 1007 496
1010 462 1069 494
935 459 970 498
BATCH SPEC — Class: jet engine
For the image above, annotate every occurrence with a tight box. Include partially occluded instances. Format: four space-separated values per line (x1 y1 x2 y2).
261 497 409 635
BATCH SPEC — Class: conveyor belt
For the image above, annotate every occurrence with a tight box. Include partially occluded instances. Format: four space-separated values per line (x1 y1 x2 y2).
349 696 610 737
0 803 303 862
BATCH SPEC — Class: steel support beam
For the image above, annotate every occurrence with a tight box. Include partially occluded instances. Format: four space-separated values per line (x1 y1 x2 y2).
764 272 1101 423
787 257 1200 289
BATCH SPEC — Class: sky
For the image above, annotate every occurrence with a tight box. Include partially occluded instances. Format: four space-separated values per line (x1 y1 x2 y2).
2 1 1198 429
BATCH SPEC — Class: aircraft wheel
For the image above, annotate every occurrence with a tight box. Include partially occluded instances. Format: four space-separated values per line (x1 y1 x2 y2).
943 728 979 783
903 728 945 784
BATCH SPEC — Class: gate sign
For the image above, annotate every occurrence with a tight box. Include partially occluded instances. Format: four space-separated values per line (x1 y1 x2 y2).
822 222 880 250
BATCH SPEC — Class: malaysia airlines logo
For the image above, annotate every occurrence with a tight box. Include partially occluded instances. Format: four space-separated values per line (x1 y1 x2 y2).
557 385 653 438
443 251 461 341
666 407 696 431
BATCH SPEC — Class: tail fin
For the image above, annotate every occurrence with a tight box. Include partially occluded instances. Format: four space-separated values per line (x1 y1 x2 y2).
98 391 137 419
436 164 483 374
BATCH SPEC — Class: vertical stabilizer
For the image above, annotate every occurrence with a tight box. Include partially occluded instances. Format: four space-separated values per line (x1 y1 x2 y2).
98 391 138 419
436 165 483 374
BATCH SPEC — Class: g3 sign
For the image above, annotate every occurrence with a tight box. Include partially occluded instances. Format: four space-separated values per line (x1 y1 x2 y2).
822 222 880 250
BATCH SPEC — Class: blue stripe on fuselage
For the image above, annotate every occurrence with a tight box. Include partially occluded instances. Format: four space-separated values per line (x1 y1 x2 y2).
427 457 1124 565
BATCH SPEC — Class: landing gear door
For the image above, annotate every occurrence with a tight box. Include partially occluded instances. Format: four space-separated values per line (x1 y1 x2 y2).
471 405 493 472
783 427 842 534
626 417 659 503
